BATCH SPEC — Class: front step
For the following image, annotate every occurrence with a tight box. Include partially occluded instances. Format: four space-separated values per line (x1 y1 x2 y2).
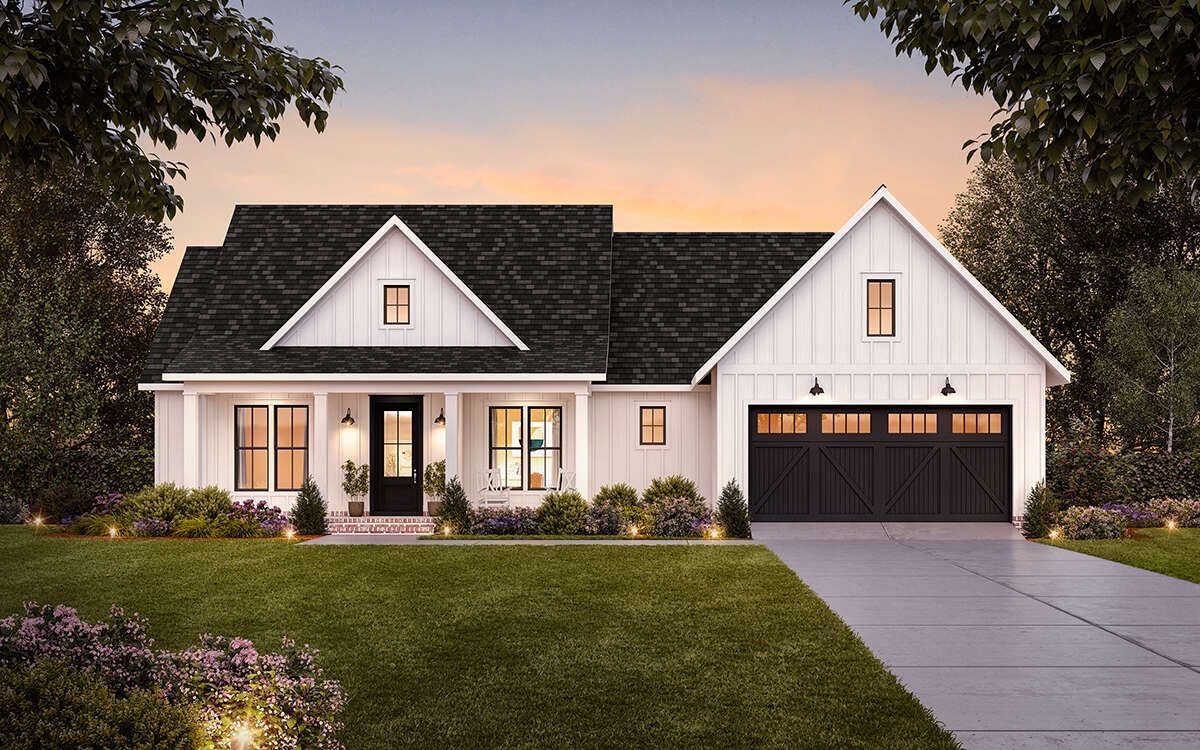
326 514 436 534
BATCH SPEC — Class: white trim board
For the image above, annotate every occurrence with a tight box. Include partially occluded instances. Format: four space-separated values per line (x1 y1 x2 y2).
590 384 711 392
689 187 1072 387
164 372 604 382
260 215 529 351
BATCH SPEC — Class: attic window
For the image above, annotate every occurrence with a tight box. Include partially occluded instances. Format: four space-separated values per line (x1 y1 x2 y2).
383 284 410 325
866 279 895 337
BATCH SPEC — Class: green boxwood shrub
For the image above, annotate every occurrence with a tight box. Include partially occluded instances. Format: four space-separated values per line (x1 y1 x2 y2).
0 659 202 749
642 475 704 508
290 476 328 535
536 490 588 534
435 477 472 534
1021 482 1059 539
118 483 234 524
716 480 752 538
592 483 643 527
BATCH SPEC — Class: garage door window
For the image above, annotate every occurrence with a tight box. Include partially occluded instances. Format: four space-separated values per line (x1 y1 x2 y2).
952 412 1003 434
756 412 807 434
887 412 938 434
820 412 871 434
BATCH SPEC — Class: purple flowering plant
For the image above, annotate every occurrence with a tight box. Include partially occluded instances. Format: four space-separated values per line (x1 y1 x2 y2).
469 507 539 535
647 496 713 538
132 518 175 537
225 499 289 536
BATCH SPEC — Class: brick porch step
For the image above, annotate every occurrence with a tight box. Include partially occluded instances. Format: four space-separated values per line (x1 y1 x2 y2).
326 514 436 534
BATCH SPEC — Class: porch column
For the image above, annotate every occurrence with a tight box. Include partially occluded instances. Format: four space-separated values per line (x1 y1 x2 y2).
312 392 328 496
574 391 589 498
182 391 200 487
444 392 461 483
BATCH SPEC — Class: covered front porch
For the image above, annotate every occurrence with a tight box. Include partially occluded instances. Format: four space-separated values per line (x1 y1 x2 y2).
153 378 593 519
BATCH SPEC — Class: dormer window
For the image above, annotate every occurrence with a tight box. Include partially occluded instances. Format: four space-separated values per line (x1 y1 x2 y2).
866 279 895 337
384 284 410 325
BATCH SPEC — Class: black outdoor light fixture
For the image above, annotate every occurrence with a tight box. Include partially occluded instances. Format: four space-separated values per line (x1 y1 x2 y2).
340 408 355 426
940 378 956 397
434 408 446 425
809 377 824 397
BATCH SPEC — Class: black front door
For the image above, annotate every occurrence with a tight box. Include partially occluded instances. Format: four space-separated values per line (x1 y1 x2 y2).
370 396 423 515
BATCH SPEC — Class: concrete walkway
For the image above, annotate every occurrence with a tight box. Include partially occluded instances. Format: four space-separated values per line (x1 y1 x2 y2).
760 523 1200 750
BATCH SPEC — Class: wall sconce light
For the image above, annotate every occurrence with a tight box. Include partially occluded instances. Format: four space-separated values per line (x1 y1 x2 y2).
809 377 824 397
340 408 355 426
940 378 956 397
434 408 446 426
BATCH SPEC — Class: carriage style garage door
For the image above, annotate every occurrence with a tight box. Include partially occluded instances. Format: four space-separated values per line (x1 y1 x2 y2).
748 406 1012 522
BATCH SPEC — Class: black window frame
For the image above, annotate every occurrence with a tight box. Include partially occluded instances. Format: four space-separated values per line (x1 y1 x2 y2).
234 405 270 492
383 284 411 326
273 405 309 492
526 406 563 490
488 406 524 490
866 278 896 338
639 405 667 446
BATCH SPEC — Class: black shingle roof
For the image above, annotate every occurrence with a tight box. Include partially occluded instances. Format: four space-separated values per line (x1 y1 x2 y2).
607 233 831 384
143 207 832 385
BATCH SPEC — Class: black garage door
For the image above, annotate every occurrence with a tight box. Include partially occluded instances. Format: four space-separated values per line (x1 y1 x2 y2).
748 406 1011 522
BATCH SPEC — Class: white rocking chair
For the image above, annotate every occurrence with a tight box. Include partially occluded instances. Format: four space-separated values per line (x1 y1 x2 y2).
477 469 511 508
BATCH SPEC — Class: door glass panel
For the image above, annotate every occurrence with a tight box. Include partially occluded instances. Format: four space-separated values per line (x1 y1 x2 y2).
382 409 414 478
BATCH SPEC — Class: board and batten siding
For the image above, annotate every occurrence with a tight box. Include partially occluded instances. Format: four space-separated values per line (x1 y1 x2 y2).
714 201 1048 517
275 226 512 347
153 391 184 485
589 390 716 501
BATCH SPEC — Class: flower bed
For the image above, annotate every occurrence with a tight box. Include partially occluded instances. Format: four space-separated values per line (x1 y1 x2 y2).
61 484 295 539
1046 497 1200 540
0 603 345 749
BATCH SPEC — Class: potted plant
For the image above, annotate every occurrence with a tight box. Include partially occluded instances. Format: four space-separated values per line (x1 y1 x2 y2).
423 460 447 516
341 460 370 517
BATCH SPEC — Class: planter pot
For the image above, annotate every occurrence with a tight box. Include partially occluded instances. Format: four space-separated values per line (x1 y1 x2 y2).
427 500 442 517
348 500 365 517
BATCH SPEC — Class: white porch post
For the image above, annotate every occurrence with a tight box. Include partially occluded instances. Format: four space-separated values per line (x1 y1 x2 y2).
182 391 200 487
312 392 328 496
444 392 461 483
574 391 589 498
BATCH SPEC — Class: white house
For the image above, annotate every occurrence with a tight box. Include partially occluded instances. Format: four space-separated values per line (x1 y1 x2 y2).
140 187 1068 525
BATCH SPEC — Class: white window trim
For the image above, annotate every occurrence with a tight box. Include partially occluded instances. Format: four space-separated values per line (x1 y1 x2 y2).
484 397 569 495
232 399 312 495
859 271 903 343
376 277 416 331
634 400 670 451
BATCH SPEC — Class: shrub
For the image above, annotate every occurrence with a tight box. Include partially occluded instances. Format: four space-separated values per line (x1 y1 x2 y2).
1020 482 1059 539
593 483 644 527
716 480 752 538
341 460 370 501
118 483 194 523
1047 441 1131 507
0 659 203 749
185 486 236 519
221 499 287 536
643 475 704 508
584 502 623 535
423 460 447 500
291 476 328 535
172 518 217 538
1098 503 1164 528
1057 506 1127 540
69 513 124 536
536 490 588 534
90 492 126 516
0 491 23 524
1143 497 1200 527
470 507 539 535
648 496 713 537
132 518 174 537
30 480 92 523
435 477 472 534
0 603 345 749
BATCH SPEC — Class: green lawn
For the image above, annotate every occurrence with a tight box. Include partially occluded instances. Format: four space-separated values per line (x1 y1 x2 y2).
1042 527 1200 583
0 527 956 749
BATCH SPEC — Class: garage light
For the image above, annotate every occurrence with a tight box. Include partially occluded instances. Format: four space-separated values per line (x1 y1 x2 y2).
809 378 824 396
940 378 956 396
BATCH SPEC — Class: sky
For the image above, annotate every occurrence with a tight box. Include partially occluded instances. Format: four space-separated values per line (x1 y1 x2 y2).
155 0 995 288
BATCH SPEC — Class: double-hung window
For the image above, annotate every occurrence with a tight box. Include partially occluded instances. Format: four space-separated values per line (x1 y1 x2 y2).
235 406 269 491
274 406 309 491
235 404 309 492
488 406 563 490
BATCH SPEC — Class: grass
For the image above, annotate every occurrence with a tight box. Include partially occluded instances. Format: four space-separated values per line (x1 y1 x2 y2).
0 527 957 749
1041 527 1200 583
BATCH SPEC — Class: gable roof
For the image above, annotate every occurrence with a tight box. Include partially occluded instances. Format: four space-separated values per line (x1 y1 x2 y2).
262 215 528 351
688 187 1072 386
606 232 831 384
140 205 612 382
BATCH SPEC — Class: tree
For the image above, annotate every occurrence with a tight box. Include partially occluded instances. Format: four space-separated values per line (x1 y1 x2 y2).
941 156 1200 441
715 480 751 539
1102 266 1200 452
290 475 327 535
435 477 472 535
849 1 1200 198
0 166 169 517
0 1 342 219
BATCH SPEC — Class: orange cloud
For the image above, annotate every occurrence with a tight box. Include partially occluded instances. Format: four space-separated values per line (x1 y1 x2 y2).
156 75 992 288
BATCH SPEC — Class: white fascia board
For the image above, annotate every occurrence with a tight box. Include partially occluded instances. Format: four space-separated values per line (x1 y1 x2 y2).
259 215 529 351
138 382 185 391
162 372 606 382
590 384 711 392
689 187 1072 387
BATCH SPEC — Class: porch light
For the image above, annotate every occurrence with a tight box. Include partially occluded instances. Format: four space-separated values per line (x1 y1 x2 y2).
809 378 824 397
940 378 956 396
340 408 355 427
434 408 445 426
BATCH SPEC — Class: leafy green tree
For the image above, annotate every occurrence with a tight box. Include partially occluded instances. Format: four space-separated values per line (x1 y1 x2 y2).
1102 266 1200 452
715 480 752 539
941 157 1200 441
850 1 1200 198
0 1 342 218
0 167 169 517
290 476 328 535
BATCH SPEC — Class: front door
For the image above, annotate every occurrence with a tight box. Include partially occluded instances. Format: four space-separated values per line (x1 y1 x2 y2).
370 396 423 515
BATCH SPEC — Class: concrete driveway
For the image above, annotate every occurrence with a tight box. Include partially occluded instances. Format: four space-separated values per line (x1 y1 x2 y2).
758 523 1200 750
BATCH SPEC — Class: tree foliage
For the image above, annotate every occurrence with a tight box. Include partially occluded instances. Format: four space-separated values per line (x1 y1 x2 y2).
941 156 1200 441
0 1 343 219
0 165 168 516
1102 265 1200 452
290 475 327 535
850 0 1200 198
